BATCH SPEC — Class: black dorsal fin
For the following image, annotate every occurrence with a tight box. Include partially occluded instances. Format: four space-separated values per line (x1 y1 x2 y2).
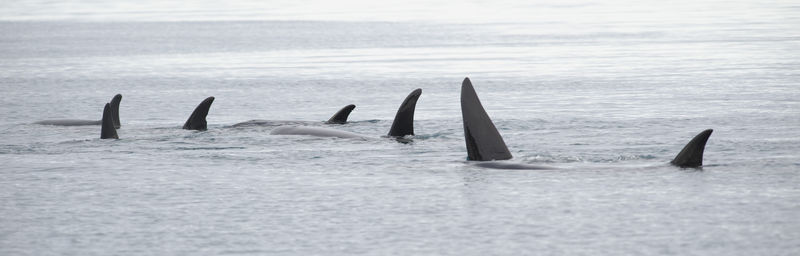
326 104 356 124
671 129 713 167
387 88 422 137
183 96 215 131
460 77 512 161
100 103 119 139
109 94 122 129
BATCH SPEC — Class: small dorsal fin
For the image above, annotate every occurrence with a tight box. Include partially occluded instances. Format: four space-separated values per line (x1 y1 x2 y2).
460 77 512 161
109 94 122 129
183 96 215 131
671 129 713 167
100 103 119 139
387 89 422 137
326 104 356 124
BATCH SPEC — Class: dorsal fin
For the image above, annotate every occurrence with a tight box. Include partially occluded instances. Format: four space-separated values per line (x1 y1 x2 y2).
183 96 214 131
325 104 356 124
100 103 119 139
109 94 122 129
460 77 512 161
671 129 713 167
387 88 422 137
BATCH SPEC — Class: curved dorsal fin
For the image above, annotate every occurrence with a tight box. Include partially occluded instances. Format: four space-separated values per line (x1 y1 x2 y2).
671 129 713 167
460 78 512 161
387 89 422 137
326 104 356 124
109 94 122 129
183 96 215 131
100 103 119 139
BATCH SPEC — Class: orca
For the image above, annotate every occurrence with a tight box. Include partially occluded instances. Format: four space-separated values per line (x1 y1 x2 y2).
183 96 215 131
181 97 356 131
100 103 118 139
326 104 357 124
35 94 122 129
231 104 357 127
460 78 550 169
270 89 422 139
670 129 713 168
459 77 712 170
96 96 215 138
388 89 422 137
461 78 512 161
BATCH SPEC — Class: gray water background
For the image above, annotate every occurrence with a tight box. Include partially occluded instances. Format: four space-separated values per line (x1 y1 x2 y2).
1 0 799 255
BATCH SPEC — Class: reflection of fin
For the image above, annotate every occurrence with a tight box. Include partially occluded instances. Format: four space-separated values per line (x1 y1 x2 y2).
460 78 512 161
325 104 356 124
109 94 122 129
387 89 422 137
671 129 713 168
183 97 215 131
100 103 118 139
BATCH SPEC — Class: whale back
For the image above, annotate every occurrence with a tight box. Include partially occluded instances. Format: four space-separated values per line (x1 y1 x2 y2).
671 129 713 168
270 126 367 139
100 103 119 139
35 119 101 126
109 94 122 129
387 89 422 137
460 78 512 161
326 104 356 124
183 96 215 131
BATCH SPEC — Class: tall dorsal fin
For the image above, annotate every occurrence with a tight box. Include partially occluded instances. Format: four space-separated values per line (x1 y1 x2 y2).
109 94 122 129
100 103 119 139
387 88 422 137
671 129 713 168
460 77 512 161
183 96 215 131
325 104 356 124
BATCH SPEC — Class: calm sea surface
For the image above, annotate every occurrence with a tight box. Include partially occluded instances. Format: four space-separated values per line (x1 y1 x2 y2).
1 0 799 255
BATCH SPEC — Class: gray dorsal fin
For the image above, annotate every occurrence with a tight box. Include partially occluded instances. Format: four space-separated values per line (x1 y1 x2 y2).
100 103 119 139
671 129 713 168
460 77 512 161
109 94 122 129
183 96 214 131
326 104 356 124
387 88 422 137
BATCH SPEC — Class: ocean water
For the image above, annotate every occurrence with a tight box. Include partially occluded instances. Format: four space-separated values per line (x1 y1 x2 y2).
1 0 799 255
